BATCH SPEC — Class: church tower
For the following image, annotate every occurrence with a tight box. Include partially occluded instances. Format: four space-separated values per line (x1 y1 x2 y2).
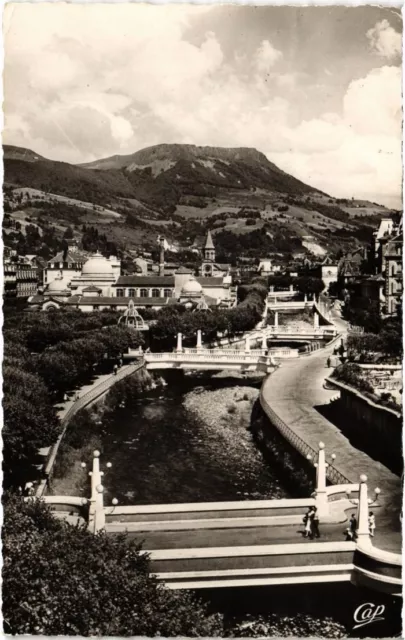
201 230 216 276
203 230 215 262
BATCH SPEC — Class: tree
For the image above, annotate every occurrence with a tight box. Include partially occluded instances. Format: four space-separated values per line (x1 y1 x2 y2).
2 496 223 636
3 368 60 484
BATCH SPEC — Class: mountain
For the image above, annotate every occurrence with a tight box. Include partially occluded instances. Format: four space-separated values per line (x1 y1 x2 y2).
3 143 392 261
4 143 321 214
80 143 321 211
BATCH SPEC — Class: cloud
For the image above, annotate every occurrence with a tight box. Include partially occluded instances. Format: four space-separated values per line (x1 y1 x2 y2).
366 20 401 59
254 40 283 73
3 4 402 206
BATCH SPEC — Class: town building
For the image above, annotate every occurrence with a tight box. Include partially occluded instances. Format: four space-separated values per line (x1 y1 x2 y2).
320 256 338 291
199 230 231 277
28 231 236 312
4 262 38 298
384 233 402 315
43 244 90 289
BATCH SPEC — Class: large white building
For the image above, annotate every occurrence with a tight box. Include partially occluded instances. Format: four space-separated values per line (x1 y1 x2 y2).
29 233 236 313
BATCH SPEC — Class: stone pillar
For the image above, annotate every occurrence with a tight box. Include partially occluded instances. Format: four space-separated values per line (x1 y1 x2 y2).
314 312 319 329
245 335 251 352
274 311 279 329
196 330 202 352
304 294 307 303
261 332 267 351
176 333 182 352
270 285 274 293
289 284 294 292
94 484 106 533
356 475 372 547
315 442 329 517
88 450 101 530
313 293 316 302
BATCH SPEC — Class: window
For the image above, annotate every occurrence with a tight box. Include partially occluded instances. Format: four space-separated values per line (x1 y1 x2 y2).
128 288 135 297
140 288 148 298
152 288 160 298
164 289 172 298
116 289 124 297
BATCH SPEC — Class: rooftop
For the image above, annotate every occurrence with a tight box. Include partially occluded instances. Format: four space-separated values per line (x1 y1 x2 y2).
114 275 175 287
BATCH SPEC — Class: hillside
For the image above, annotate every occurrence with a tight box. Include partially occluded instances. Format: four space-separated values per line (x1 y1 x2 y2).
5 143 321 214
3 143 395 262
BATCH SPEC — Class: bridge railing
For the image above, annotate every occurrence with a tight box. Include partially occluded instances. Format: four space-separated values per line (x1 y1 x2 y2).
145 352 267 363
259 388 351 486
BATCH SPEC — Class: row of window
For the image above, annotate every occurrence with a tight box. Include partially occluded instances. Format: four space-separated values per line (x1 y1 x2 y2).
116 288 173 298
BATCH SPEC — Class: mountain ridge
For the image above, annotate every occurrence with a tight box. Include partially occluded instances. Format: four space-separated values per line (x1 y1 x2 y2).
3 142 322 214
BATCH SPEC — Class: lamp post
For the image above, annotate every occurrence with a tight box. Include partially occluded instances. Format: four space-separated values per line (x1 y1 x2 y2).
306 442 335 517
346 475 381 548
81 451 113 534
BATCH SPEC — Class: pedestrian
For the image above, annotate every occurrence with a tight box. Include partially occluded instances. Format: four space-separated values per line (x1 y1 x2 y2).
303 508 313 538
24 481 34 497
119 357 123 368
63 392 68 402
326 357 331 368
311 507 320 539
113 364 118 376
369 511 376 537
346 513 357 540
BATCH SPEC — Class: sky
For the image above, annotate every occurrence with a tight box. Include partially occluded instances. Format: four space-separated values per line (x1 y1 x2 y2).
3 4 402 207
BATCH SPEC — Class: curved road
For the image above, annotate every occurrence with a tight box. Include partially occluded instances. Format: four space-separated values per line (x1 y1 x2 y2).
261 310 401 553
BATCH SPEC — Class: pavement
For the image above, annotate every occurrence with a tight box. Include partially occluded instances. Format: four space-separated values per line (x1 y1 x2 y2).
261 309 402 554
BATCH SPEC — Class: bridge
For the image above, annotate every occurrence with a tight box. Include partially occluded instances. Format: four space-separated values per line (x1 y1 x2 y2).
42 446 402 596
126 322 339 370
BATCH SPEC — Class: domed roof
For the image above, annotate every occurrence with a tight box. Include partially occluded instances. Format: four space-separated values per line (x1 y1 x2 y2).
47 277 66 292
82 252 114 276
181 277 203 296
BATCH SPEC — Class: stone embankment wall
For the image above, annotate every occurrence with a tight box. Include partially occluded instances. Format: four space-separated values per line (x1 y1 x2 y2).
326 377 402 476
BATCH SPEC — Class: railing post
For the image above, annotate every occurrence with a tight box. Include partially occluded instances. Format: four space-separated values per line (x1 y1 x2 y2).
356 474 372 548
304 293 307 303
196 329 202 352
261 332 267 351
94 484 106 533
274 311 279 329
314 311 319 329
176 332 182 352
88 450 101 531
315 441 329 517
245 335 251 352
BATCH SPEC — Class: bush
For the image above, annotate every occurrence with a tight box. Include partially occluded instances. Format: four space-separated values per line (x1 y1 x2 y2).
2 496 223 636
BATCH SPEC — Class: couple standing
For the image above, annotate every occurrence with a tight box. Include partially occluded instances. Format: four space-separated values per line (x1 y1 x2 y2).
303 506 320 539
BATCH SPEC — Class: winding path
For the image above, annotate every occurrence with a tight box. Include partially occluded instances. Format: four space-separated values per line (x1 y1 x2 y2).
261 312 401 553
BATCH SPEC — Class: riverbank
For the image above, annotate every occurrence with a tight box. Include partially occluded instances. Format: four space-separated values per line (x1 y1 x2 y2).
49 367 157 496
183 375 288 501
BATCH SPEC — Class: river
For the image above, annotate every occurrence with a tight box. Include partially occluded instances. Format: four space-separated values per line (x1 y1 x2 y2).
100 373 290 506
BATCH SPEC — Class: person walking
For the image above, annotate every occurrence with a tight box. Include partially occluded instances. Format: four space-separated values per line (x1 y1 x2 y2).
303 508 313 538
326 357 331 368
311 507 320 539
113 364 118 376
346 514 357 541
368 512 376 537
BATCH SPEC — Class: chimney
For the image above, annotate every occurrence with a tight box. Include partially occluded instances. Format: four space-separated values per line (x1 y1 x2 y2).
159 236 165 276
